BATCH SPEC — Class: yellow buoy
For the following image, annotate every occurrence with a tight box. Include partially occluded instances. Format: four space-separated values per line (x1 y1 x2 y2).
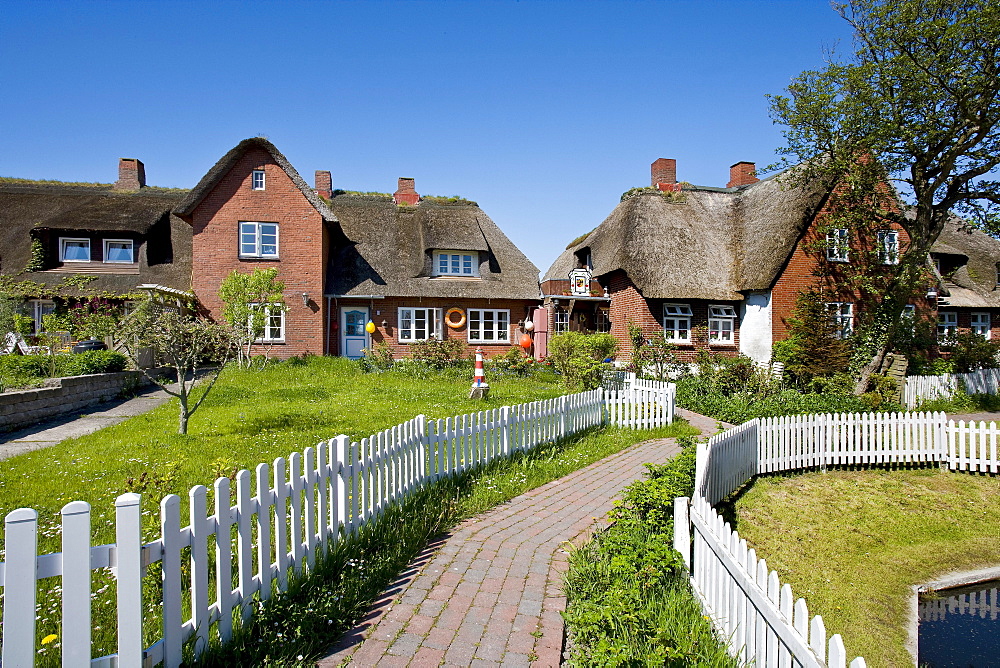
365 320 376 334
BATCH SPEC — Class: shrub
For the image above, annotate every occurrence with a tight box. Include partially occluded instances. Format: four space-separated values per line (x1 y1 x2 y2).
408 338 466 368
60 350 128 376
487 346 534 377
358 341 394 373
547 332 617 390
940 331 1000 373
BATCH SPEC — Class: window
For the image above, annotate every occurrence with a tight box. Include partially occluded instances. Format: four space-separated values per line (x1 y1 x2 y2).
252 170 266 191
553 307 569 334
240 222 279 258
971 312 991 339
708 304 737 344
826 228 849 262
398 307 441 342
60 238 91 262
594 308 610 333
30 299 55 334
433 251 478 277
827 302 854 338
468 309 510 343
877 230 899 265
937 311 957 341
251 304 284 343
663 304 692 343
104 239 134 263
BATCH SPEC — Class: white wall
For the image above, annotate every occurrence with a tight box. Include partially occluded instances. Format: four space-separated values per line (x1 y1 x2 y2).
739 291 772 364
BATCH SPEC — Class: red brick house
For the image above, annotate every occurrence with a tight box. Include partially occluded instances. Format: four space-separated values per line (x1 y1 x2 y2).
541 158 999 365
174 138 540 359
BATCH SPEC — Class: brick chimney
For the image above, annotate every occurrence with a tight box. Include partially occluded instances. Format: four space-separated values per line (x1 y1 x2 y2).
393 177 419 205
115 158 145 190
727 161 759 188
651 158 681 192
315 170 332 199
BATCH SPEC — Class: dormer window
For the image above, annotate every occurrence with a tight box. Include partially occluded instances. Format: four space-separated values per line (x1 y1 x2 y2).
252 170 266 191
104 239 134 263
60 238 91 262
433 251 478 277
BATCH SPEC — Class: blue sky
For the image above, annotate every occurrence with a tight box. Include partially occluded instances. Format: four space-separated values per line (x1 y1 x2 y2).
0 0 852 273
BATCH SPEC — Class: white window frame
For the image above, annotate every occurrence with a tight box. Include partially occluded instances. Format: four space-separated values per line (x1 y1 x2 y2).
826 228 850 262
594 308 610 333
467 309 510 343
239 222 279 259
663 304 693 343
398 307 442 342
937 311 958 342
877 230 899 265
59 237 91 263
553 307 569 335
103 239 134 264
971 312 991 339
433 251 479 277
250 303 285 343
252 170 266 191
708 304 737 345
827 302 854 339
30 299 55 334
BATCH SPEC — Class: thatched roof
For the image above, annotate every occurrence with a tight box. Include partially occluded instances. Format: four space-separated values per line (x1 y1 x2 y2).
325 196 540 300
544 168 828 299
174 137 337 221
932 218 1000 308
0 181 191 295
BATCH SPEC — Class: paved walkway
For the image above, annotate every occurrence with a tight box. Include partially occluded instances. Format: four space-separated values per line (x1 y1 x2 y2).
318 409 721 667
0 384 174 460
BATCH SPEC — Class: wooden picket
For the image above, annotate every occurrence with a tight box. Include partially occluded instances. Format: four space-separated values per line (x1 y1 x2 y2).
0 383 675 666
903 367 1000 409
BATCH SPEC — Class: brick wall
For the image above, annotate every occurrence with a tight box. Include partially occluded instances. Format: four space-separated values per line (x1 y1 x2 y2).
332 297 538 359
189 146 327 358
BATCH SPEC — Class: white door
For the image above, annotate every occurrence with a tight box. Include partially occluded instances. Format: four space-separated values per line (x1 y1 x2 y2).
340 307 369 359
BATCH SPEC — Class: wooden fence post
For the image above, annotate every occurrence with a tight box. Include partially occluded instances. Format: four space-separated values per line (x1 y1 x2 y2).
3 508 38 667
61 500 92 666
115 492 144 668
160 494 183 668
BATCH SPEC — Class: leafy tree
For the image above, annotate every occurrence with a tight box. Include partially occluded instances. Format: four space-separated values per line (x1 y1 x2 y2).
548 332 617 390
218 268 286 368
627 322 681 381
769 0 1000 393
120 299 234 434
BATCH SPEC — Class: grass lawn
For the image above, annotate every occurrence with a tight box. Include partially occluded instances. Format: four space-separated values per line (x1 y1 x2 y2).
0 356 566 551
732 467 1000 667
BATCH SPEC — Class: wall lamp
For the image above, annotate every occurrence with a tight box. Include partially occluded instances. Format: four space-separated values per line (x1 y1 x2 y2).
301 292 309 307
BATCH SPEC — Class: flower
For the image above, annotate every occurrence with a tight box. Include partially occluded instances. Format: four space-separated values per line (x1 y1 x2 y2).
42 634 58 645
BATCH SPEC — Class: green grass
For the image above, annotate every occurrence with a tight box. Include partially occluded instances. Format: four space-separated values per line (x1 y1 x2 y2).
732 468 1000 667
563 439 739 667
915 390 1000 413
190 423 699 666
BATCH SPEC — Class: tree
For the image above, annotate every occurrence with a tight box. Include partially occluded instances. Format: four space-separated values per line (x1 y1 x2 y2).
773 291 852 384
218 268 285 368
769 0 1000 393
120 299 234 434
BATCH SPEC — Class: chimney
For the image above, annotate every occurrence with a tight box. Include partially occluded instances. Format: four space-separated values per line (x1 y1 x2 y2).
727 161 759 188
115 158 145 190
651 158 677 191
315 170 332 199
393 177 420 205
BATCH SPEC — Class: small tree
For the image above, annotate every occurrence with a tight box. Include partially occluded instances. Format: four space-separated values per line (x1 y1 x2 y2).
628 322 681 381
548 332 617 390
219 268 285 368
775 290 852 384
120 300 234 434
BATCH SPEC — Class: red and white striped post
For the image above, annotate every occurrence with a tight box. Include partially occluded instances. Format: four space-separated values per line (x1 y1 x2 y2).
470 347 490 399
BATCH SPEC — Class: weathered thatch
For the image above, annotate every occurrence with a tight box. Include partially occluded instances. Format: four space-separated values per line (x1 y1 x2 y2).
544 168 828 299
326 196 540 300
933 218 1000 307
174 137 337 222
0 182 191 295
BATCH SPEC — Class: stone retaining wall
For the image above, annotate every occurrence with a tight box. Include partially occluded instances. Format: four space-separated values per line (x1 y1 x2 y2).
0 371 149 432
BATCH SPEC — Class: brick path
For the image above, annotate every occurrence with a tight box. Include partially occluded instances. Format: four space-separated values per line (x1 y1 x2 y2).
317 409 720 667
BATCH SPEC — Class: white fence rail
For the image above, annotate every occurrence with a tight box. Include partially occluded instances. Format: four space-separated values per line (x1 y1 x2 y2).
1 383 675 666
903 367 1000 409
679 410 1000 667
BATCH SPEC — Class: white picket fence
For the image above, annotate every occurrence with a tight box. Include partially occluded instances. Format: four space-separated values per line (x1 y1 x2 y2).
919 586 1000 621
677 410 1000 667
0 383 675 667
903 367 1000 408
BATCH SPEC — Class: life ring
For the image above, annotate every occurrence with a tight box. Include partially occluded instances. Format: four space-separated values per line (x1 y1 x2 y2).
445 308 466 329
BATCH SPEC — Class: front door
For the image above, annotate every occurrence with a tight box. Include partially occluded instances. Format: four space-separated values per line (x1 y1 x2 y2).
340 307 369 359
